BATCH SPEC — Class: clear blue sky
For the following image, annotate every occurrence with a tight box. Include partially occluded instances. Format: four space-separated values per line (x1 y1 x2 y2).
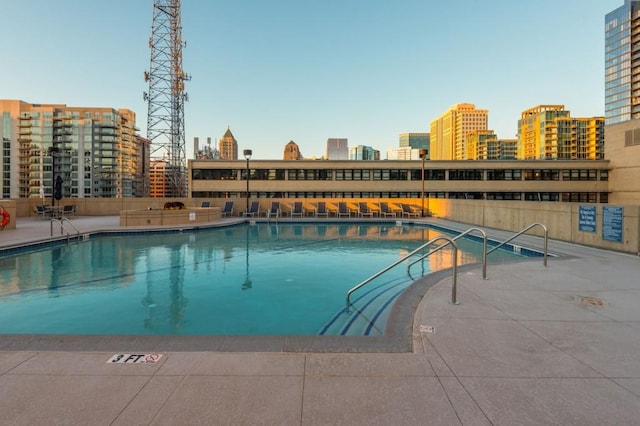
1 0 621 159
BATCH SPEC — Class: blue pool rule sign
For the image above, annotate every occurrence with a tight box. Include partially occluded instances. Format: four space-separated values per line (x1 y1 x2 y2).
578 206 596 233
602 206 623 243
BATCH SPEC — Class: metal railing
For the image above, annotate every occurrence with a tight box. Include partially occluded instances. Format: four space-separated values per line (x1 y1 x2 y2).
407 227 488 280
50 217 80 241
346 235 459 309
487 222 548 267
345 223 548 311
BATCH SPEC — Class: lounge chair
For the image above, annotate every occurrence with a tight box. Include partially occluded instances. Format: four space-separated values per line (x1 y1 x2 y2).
62 204 76 217
290 202 304 218
358 202 374 218
336 202 351 218
243 201 260 217
401 203 420 218
379 202 397 218
314 202 329 218
34 205 50 218
266 201 280 218
221 201 234 217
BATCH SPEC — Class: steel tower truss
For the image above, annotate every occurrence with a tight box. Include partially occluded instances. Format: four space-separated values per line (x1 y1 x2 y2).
144 0 190 197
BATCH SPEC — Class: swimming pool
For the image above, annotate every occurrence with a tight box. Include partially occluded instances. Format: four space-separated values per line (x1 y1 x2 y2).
0 222 530 336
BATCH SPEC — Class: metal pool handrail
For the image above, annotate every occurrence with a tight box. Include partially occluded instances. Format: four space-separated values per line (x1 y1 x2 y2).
346 235 460 309
50 217 80 240
407 227 488 280
486 222 548 267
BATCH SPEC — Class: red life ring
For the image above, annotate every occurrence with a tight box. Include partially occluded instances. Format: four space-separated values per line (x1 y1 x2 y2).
0 209 9 228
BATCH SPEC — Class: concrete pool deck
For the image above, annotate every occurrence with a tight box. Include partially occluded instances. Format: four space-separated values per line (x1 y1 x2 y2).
0 216 639 425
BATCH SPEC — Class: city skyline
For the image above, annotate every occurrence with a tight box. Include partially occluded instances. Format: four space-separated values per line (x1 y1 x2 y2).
1 0 618 159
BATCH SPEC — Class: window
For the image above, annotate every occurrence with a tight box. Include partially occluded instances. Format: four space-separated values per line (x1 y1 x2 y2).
487 169 522 180
448 170 483 180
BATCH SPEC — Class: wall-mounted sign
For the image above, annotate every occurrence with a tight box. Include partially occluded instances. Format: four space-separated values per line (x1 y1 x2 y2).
578 205 596 233
602 206 623 243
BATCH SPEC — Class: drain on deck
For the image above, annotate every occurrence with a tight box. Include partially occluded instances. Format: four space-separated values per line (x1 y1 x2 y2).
578 296 605 307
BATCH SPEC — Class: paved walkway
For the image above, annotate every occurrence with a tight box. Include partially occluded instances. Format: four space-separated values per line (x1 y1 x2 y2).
0 216 639 425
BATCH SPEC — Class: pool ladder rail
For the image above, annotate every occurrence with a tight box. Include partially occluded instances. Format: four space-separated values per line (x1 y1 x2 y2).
50 217 80 242
345 222 548 310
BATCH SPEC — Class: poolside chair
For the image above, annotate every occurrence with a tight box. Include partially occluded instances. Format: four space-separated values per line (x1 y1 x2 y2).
243 201 260 217
358 202 374 218
200 201 211 208
314 202 329 217
34 205 49 218
379 202 397 218
266 201 280 218
221 201 234 217
401 203 420 218
62 204 76 217
290 201 304 218
336 202 351 218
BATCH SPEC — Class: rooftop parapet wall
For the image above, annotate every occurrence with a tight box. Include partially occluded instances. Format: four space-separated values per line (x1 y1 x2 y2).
432 198 640 254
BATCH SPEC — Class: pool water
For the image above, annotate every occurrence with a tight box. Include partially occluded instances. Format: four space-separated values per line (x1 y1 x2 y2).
0 223 527 336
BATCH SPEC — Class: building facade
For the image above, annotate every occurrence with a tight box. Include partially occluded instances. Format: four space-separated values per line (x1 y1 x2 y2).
466 130 517 160
218 127 238 160
518 105 605 160
349 145 378 160
190 159 610 204
399 133 430 150
0 99 146 199
283 141 303 160
430 104 488 160
325 138 348 160
605 0 640 124
387 147 425 160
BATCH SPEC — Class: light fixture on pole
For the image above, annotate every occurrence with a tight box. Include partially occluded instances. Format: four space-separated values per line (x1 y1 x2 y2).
243 149 252 212
419 149 428 217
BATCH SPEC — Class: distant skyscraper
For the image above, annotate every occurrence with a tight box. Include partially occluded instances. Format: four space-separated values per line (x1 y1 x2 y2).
399 133 429 150
605 1 640 124
466 130 517 160
283 141 303 160
326 138 348 159
429 103 488 160
218 126 238 160
349 145 377 160
518 105 604 160
387 147 424 160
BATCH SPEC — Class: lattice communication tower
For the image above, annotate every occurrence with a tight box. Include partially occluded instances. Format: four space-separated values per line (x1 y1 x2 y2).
144 0 190 197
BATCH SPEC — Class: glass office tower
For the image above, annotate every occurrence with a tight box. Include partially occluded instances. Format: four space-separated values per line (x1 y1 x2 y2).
605 0 640 124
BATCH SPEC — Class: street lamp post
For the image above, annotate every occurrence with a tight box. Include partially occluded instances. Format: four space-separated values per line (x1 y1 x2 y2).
243 149 252 212
419 149 427 217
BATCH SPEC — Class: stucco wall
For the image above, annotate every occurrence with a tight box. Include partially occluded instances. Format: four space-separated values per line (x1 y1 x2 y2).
430 199 639 254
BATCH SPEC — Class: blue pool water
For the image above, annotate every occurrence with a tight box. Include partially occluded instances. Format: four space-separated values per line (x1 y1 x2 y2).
0 223 529 336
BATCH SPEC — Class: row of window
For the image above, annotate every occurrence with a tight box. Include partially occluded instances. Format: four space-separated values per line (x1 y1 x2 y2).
192 168 608 181
191 191 608 203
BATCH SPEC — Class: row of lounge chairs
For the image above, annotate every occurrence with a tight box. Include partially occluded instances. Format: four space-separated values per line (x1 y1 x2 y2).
205 201 422 218
33 204 77 218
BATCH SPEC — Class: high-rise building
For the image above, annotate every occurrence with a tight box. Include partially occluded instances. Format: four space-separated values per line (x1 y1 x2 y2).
349 145 377 160
605 0 640 124
386 147 424 160
518 105 605 160
399 133 430 150
283 141 303 160
466 130 517 160
219 127 238 160
325 138 348 159
0 99 147 199
429 103 488 160
194 137 218 160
